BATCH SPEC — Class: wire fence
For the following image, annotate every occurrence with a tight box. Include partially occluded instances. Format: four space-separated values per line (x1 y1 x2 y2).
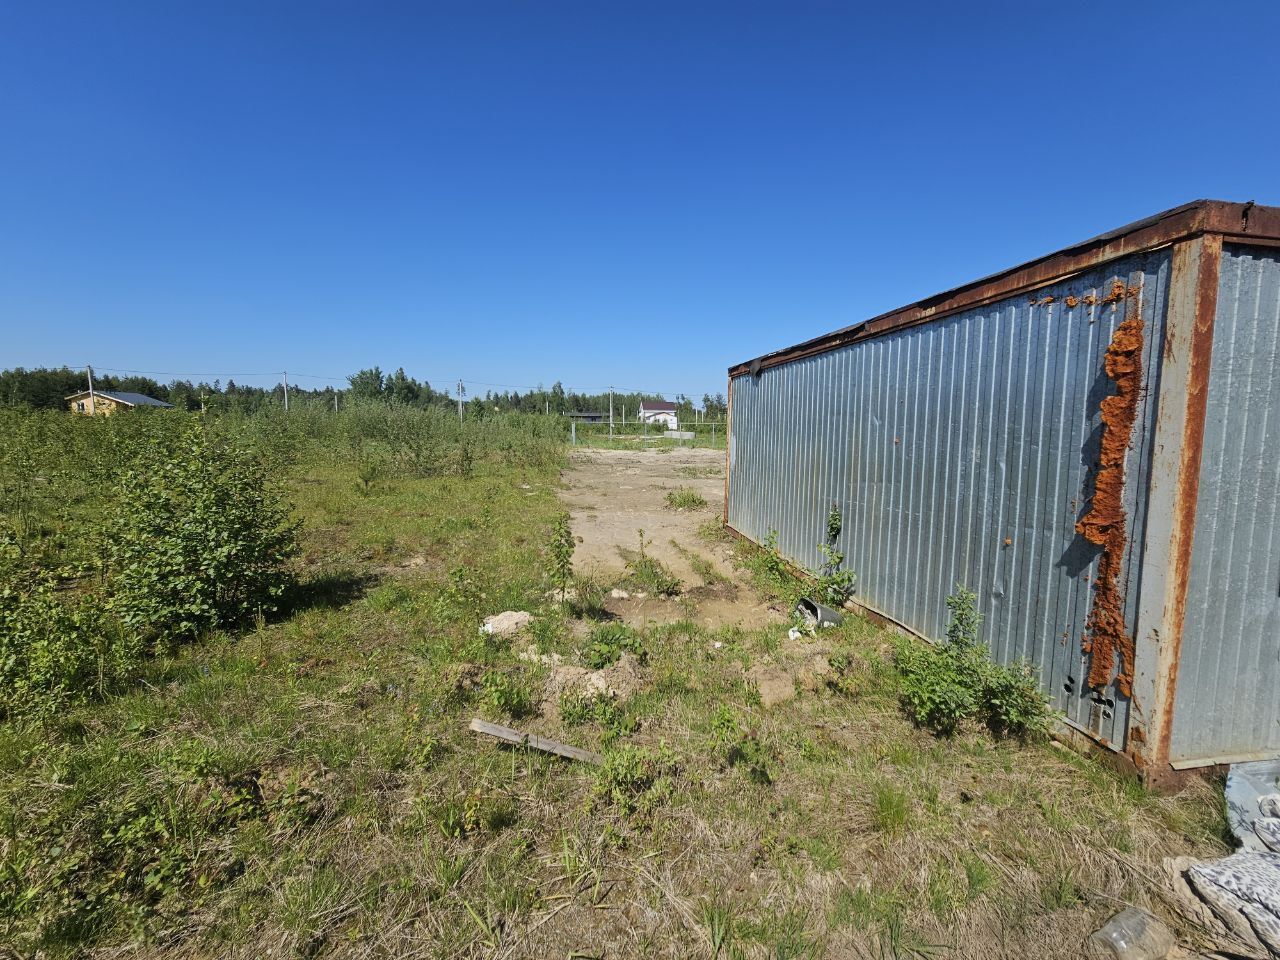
568 418 727 450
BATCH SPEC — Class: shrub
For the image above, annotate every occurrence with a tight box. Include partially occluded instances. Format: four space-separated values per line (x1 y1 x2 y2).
826 652 868 698
982 659 1053 738
815 542 856 606
895 640 977 736
740 530 802 604
0 583 140 716
895 587 1051 739
102 425 300 641
711 705 772 784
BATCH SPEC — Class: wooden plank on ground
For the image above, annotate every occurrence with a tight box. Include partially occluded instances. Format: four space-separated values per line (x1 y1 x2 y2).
468 718 604 765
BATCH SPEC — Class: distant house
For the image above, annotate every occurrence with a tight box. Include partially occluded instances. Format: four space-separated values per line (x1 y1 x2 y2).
638 401 678 430
566 411 606 423
66 390 174 415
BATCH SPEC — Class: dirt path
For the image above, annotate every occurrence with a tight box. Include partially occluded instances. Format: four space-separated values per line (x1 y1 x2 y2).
559 447 783 629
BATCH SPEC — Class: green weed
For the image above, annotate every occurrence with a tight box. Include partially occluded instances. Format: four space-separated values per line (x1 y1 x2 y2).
559 690 637 744
664 487 707 510
622 529 681 596
592 744 679 819
481 671 534 719
581 622 644 669
895 587 1052 738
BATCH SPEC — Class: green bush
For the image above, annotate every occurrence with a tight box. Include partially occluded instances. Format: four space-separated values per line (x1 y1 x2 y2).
711 705 772 784
895 588 1051 739
102 425 300 641
894 640 977 736
740 529 803 605
0 583 140 716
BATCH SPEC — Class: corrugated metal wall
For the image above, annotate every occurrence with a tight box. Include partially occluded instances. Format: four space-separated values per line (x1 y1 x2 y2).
1171 245 1280 764
728 251 1172 746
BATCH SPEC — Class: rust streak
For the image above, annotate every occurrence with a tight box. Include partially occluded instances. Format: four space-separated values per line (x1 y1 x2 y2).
1076 290 1144 696
1152 235 1222 766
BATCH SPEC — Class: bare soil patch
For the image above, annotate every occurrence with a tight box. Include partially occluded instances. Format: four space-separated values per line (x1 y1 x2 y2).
560 447 783 629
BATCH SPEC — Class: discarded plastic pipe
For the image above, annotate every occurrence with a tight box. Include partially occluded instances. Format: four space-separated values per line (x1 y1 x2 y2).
795 598 844 630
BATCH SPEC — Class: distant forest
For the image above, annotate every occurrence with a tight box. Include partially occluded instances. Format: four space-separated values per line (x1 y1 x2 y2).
0 366 728 421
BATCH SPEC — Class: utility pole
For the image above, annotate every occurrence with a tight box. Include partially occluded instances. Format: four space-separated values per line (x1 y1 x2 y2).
200 390 206 415
457 379 465 423
282 371 289 412
609 387 614 439
86 364 96 414
334 391 339 412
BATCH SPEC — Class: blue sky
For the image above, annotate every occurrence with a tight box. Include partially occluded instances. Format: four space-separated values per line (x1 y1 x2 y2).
3 1 1279 401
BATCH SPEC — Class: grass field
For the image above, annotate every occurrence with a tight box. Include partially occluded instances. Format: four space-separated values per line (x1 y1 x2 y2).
0 407 1231 958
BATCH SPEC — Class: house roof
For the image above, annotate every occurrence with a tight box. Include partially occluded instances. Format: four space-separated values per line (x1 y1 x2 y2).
66 390 174 408
640 401 676 412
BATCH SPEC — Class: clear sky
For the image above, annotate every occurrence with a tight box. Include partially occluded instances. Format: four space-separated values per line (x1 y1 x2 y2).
3 1 1279 401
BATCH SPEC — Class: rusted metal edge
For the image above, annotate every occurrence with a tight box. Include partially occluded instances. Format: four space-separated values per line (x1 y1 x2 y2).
728 200 1280 378
1148 234 1223 771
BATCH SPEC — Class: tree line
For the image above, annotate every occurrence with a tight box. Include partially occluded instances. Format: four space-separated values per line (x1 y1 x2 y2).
0 366 729 419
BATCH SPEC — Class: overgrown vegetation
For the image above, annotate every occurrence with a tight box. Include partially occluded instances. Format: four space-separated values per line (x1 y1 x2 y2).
0 409 1228 958
895 586 1053 738
0 419 300 718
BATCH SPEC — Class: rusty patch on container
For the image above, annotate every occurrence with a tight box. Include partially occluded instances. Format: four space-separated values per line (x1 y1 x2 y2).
1076 290 1144 696
1065 294 1080 308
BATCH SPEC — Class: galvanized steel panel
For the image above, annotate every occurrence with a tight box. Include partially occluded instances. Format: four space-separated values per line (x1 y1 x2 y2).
728 252 1173 747
1171 245 1280 764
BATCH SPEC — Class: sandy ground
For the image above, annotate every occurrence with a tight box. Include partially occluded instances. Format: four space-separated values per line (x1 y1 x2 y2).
559 447 783 629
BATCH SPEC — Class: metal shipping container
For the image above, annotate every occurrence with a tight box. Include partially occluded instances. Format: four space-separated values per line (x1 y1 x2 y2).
725 200 1280 784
